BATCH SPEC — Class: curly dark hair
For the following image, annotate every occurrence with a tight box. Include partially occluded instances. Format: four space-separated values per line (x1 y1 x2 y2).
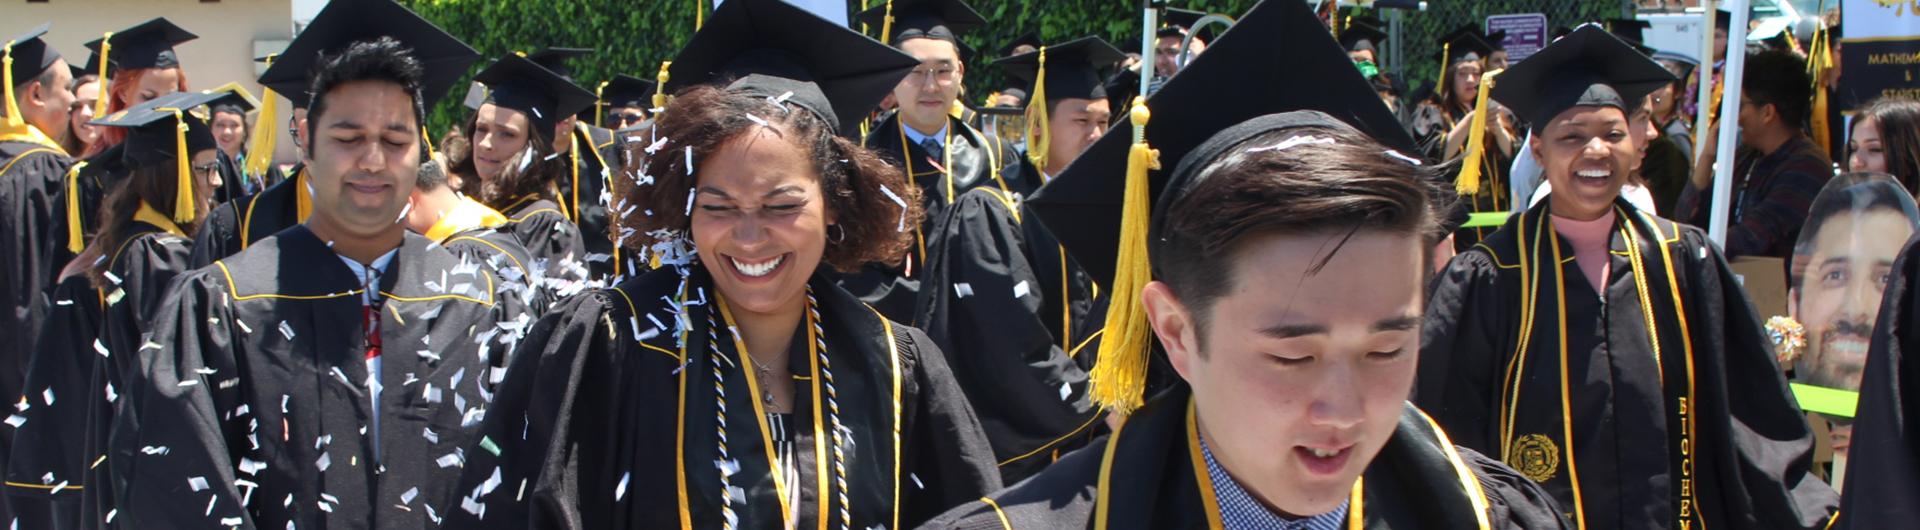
618 84 922 272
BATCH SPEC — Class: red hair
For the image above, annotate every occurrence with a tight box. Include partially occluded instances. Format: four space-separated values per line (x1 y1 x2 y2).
82 67 190 158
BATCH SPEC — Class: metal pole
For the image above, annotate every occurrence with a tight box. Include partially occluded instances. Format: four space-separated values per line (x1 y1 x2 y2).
1140 1 1159 109
1709 0 1751 247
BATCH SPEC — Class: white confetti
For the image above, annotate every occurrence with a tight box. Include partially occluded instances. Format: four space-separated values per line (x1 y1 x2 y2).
1060 382 1073 401
744 113 769 128
315 452 331 472
239 458 266 476
188 476 210 492
41 388 54 406
1383 149 1423 165
401 486 420 505
954 283 973 298
277 321 296 341
684 146 694 175
93 339 109 357
140 446 170 455
1013 280 1031 299
1246 135 1335 153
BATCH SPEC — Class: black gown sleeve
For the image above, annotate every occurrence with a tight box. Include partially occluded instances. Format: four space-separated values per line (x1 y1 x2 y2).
1416 249 1513 453
898 325 1005 527
1677 228 1838 528
1836 236 1920 528
1458 445 1574 529
4 274 100 527
188 200 243 268
447 291 620 530
914 190 1095 483
111 270 255 527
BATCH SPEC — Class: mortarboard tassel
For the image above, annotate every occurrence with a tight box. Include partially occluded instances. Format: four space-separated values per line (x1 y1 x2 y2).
881 0 896 46
1454 69 1502 196
1808 27 1832 155
695 0 705 31
2 40 21 128
1025 46 1051 171
422 125 436 155
94 32 111 122
246 55 279 180
64 161 87 253
159 107 195 223
1088 96 1160 416
568 124 582 222
595 80 610 129
653 61 672 112
1434 42 1450 103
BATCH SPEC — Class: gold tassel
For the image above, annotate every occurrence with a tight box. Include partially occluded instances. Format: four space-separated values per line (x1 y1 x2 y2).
64 161 87 253
245 55 279 180
1088 96 1160 416
568 125 581 222
594 80 609 129
94 32 111 121
1434 42 1450 102
653 61 672 111
695 0 705 31
3 40 20 129
422 125 436 155
1455 69 1501 196
161 108 194 223
1808 28 1832 154
1025 46 1050 170
881 0 896 44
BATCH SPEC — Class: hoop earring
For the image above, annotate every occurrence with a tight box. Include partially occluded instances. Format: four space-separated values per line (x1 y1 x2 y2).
827 224 846 244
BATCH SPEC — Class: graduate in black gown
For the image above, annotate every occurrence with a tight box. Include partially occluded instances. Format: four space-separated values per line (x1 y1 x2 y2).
528 46 623 283
445 1 999 527
462 54 597 305
1833 233 1920 528
1418 26 1840 529
843 0 1030 323
192 4 473 268
909 36 1128 485
0 24 77 524
112 6 519 526
6 90 224 529
928 3 1567 527
403 155 549 317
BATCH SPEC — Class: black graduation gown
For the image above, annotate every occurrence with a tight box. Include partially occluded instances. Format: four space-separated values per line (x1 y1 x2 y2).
1833 234 1920 529
5 273 102 530
443 267 1002 529
0 133 74 523
844 113 1030 323
501 195 593 305
441 223 550 322
912 186 1103 484
188 164 307 268
921 386 1571 530
1419 199 1839 529
114 227 528 529
559 125 618 282
214 150 251 206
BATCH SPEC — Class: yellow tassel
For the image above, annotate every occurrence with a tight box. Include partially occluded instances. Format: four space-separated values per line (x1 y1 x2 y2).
1808 29 1832 155
1455 69 1501 196
881 0 896 44
653 61 672 111
3 40 20 129
1025 46 1050 170
1088 96 1160 416
649 248 662 269
695 0 704 31
1435 42 1450 102
161 108 194 223
569 125 581 222
94 32 111 121
422 125 436 155
64 161 87 253
594 80 609 129
245 55 279 180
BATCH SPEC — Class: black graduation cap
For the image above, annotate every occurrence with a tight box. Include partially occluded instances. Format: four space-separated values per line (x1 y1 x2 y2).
1434 24 1494 63
996 37 1127 103
1716 8 1734 31
1030 0 1412 290
90 90 221 221
474 53 597 132
5 23 62 94
1339 15 1388 53
257 0 480 109
1485 29 1508 51
526 46 593 79
83 18 196 71
1552 25 1573 40
205 82 261 117
67 50 105 81
600 74 656 109
666 0 919 137
853 0 986 44
1156 7 1207 39
1604 18 1658 56
999 30 1043 57
1491 25 1675 134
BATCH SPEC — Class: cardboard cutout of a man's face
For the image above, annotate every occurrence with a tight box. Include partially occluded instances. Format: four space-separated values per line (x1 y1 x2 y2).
1790 174 1920 393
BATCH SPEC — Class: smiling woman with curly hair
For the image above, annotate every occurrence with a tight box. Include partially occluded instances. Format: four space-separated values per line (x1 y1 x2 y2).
447 1 1001 528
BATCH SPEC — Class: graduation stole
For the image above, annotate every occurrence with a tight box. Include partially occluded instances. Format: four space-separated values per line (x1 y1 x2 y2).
1495 202 1700 529
658 271 907 530
422 196 509 243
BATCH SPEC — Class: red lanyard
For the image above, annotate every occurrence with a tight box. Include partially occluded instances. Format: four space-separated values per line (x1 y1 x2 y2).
363 304 382 361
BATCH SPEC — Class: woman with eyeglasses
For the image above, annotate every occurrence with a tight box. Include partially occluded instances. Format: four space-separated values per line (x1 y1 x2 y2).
6 91 225 529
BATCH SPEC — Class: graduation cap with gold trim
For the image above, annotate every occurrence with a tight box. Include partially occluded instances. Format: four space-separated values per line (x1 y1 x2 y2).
257 0 480 110
1491 25 1674 134
854 0 986 45
90 90 220 222
1028 0 1413 413
474 53 598 133
4 23 63 131
581 73 657 126
204 82 260 117
667 0 919 137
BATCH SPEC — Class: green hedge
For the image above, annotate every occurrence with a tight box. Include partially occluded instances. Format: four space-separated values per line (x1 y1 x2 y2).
396 0 1624 135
